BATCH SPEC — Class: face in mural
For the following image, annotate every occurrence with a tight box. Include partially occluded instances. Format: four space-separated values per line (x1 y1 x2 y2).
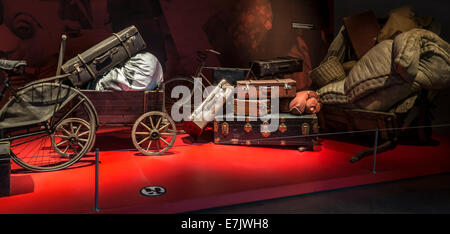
0 0 94 68
0 0 63 67
204 0 274 66
230 0 273 51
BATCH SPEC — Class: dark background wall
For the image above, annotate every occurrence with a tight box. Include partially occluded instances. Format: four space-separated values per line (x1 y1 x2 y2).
0 0 449 126
0 0 331 90
334 0 450 41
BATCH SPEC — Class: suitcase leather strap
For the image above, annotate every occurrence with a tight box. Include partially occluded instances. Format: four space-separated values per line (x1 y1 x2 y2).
77 54 97 79
112 33 132 58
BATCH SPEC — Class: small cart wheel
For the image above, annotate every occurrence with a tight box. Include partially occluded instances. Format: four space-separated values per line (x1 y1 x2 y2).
132 111 177 156
51 118 96 158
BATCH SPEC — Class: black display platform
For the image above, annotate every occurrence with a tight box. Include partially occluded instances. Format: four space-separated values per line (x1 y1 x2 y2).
0 142 10 197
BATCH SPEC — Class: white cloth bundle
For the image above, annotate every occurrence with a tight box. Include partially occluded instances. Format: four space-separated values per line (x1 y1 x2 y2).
94 52 164 91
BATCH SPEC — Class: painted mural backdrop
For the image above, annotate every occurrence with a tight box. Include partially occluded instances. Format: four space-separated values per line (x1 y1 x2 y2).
0 0 331 91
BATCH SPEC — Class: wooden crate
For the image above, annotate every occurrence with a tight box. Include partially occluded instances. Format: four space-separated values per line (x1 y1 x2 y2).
82 90 164 125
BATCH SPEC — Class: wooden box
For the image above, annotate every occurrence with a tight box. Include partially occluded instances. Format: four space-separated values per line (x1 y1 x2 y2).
81 90 163 125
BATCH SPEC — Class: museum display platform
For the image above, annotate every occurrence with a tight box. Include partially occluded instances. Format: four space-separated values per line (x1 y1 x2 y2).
1 127 449 214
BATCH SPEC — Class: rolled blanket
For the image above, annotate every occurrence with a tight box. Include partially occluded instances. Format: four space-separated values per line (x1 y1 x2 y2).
344 40 405 103
317 79 349 105
393 29 450 90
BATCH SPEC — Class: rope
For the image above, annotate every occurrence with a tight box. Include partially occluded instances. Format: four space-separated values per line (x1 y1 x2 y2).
112 33 132 58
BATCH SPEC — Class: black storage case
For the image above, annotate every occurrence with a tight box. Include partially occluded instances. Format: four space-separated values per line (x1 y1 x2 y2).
212 68 247 85
214 113 318 150
250 57 303 78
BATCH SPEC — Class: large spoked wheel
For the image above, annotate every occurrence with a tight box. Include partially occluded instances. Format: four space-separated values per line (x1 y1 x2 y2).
131 111 177 156
9 85 97 172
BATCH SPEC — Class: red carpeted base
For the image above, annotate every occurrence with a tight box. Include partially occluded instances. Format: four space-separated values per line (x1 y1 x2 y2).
1 127 450 214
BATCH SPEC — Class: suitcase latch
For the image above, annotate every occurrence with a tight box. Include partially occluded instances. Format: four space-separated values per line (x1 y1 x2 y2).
73 63 82 74
261 121 271 138
241 83 251 92
221 122 229 136
244 123 252 133
301 123 310 135
279 123 287 133
284 83 292 90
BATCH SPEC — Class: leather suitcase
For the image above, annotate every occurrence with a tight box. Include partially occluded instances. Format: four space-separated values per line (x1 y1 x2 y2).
62 25 147 87
250 57 303 78
234 99 270 117
214 113 319 150
237 78 296 99
0 142 10 197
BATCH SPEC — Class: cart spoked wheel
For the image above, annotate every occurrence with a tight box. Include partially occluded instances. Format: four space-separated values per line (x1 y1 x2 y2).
51 118 95 158
132 111 177 156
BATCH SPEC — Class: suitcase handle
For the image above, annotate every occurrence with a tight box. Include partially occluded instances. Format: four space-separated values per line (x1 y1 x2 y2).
279 65 290 70
93 47 120 65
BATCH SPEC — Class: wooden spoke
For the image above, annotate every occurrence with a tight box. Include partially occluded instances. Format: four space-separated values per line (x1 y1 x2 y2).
160 137 170 146
78 131 90 137
159 123 171 131
155 117 162 129
160 132 176 136
147 140 153 151
135 132 150 135
77 142 85 148
70 122 74 134
54 135 68 139
78 138 88 142
60 126 71 136
56 140 68 147
138 136 151 145
139 122 152 131
63 145 70 154
149 116 155 129
74 123 82 135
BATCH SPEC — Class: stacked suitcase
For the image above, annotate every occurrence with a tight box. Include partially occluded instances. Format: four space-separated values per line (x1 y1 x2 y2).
213 57 319 151
62 25 147 88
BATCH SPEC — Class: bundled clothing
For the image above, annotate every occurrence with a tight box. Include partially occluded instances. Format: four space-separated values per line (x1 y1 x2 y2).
93 52 164 91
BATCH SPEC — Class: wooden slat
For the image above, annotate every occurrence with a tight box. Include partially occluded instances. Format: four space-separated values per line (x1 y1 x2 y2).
81 90 165 125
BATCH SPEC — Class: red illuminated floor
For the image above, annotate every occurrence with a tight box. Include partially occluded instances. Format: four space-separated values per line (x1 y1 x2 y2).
1 128 450 214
